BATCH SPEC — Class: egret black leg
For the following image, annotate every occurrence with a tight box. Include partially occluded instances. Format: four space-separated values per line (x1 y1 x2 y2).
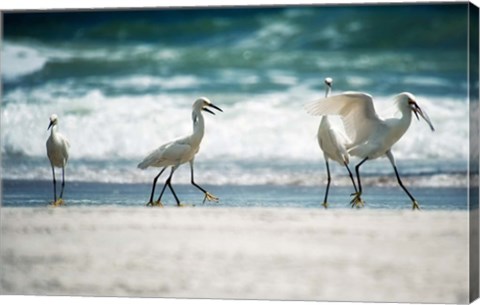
51 165 57 202
350 157 368 208
156 179 169 203
167 178 181 206
156 167 180 205
189 160 218 204
191 178 208 194
59 166 66 199
166 167 181 206
148 167 166 204
322 159 331 208
190 165 208 194
355 157 369 194
344 162 358 193
386 150 420 210
392 165 416 201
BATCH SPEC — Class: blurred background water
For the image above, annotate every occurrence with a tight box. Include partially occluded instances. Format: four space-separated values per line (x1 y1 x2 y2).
1 3 473 207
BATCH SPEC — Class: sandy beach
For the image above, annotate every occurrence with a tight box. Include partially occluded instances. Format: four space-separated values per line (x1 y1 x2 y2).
0 207 470 303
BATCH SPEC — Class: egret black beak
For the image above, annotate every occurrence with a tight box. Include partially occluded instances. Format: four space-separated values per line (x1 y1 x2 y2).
47 121 54 130
203 103 223 115
413 108 420 120
410 101 435 131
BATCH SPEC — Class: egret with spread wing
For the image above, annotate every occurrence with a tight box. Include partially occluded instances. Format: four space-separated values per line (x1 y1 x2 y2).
46 114 70 207
316 78 361 208
138 97 223 207
306 92 434 210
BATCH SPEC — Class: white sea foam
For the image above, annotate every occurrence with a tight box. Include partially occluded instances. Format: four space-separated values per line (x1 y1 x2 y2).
2 43 48 80
1 86 471 187
1 84 469 164
109 74 202 90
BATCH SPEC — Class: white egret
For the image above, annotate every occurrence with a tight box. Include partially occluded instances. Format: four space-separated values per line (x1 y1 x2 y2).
138 97 223 207
306 91 434 210
316 77 361 208
46 114 70 206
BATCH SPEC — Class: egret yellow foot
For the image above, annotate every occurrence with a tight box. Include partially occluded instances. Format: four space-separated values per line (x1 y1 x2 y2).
146 200 163 207
322 202 328 209
412 200 421 210
350 192 365 208
202 192 219 204
51 198 64 207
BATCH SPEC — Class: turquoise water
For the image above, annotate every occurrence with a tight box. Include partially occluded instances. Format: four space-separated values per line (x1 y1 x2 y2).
1 4 473 209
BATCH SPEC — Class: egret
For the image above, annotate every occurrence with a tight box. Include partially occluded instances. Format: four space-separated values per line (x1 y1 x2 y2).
305 91 434 210
316 77 361 208
138 97 223 207
46 114 70 206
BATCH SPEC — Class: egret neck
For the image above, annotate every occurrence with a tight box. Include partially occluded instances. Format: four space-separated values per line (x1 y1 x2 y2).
50 123 58 134
384 97 414 148
47 124 66 168
190 108 206 150
319 79 333 135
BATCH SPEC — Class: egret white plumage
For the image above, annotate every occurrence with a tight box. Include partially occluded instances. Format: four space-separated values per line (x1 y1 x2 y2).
306 91 434 210
46 114 70 206
138 97 223 207
316 77 361 208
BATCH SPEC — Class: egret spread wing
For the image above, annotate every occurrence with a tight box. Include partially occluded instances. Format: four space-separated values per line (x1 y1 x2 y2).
306 92 381 145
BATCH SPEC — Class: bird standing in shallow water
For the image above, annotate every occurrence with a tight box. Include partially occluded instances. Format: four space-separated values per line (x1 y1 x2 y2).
46 114 70 206
306 91 434 210
138 97 223 207
316 78 361 208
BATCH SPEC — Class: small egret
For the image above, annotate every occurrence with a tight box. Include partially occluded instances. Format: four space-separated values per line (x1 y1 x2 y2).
46 114 70 206
138 97 223 207
316 77 361 208
306 92 434 210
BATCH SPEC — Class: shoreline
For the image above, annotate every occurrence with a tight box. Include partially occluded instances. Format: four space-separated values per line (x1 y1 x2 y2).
1 180 470 210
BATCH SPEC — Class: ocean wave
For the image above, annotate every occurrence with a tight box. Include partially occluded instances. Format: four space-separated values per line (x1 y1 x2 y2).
4 5 467 51
1 84 469 163
3 42 466 102
2 43 48 81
